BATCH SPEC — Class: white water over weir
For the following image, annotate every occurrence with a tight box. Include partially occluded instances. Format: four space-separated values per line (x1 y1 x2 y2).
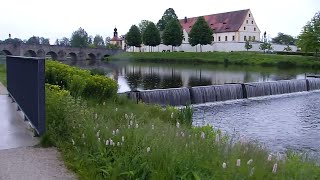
124 78 320 106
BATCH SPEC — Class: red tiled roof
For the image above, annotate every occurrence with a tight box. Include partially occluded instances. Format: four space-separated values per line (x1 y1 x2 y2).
179 9 250 34
111 36 122 41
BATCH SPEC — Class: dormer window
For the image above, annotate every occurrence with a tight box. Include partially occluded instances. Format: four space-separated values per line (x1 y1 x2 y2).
223 22 227 24
249 14 251 17
246 20 248 24
244 27 246 30
225 27 230 30
252 21 254 24
254 27 256 31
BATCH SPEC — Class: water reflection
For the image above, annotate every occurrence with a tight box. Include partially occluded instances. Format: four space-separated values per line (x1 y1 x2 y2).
110 62 317 92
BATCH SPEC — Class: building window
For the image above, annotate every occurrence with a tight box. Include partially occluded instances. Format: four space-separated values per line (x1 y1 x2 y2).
253 36 255 41
252 21 254 24
246 20 248 24
249 14 251 17
249 36 251 41
212 36 214 41
225 36 228 41
254 27 256 31
232 36 235 41
244 36 247 41
183 38 185 41
218 36 221 41
244 27 246 30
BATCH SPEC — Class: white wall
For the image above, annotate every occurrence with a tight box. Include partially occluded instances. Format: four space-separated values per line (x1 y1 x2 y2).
126 42 298 52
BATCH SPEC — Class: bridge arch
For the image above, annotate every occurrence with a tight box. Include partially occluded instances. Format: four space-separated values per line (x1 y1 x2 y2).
0 50 12 55
24 50 37 57
87 53 96 65
46 51 58 60
37 49 45 58
67 52 77 64
102 54 110 61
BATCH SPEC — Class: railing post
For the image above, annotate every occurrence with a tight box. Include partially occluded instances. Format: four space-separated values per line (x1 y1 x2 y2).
306 79 310 91
241 83 248 99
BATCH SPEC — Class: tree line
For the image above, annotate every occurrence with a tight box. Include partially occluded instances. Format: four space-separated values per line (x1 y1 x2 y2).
0 28 121 49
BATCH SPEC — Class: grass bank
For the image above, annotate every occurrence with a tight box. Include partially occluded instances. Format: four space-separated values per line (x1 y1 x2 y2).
43 61 320 179
0 64 6 86
110 52 320 68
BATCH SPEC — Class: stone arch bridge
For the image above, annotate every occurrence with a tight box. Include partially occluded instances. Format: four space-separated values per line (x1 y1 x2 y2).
0 43 123 64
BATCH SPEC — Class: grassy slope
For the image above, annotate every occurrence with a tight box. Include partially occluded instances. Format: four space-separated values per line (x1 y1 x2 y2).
0 64 6 86
110 52 320 68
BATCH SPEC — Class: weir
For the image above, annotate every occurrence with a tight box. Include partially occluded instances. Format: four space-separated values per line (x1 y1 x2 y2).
125 78 320 106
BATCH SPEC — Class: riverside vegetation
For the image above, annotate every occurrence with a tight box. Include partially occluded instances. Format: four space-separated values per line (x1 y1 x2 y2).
110 52 320 68
1 61 319 179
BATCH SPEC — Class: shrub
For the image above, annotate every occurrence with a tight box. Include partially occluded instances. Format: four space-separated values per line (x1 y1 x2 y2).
45 61 118 100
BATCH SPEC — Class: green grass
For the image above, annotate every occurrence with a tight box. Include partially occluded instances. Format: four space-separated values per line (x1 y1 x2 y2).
44 83 320 179
110 52 320 68
0 64 6 86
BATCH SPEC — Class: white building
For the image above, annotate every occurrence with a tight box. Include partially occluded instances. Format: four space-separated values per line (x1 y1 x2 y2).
126 9 297 52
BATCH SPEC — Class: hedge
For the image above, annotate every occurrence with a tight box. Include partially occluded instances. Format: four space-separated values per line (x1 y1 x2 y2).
45 61 118 100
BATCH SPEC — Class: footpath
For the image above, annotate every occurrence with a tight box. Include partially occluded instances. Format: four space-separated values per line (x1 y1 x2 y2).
0 82 76 180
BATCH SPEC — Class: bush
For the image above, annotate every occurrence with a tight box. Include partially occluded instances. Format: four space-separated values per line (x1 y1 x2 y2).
45 61 118 100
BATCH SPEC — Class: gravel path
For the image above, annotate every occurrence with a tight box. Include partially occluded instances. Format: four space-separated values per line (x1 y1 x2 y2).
0 147 76 180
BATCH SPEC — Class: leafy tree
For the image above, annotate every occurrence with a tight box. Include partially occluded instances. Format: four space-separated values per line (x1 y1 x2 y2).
40 37 50 45
297 12 320 54
283 45 292 51
54 39 60 45
272 32 296 45
162 19 183 51
139 20 152 37
157 8 178 31
105 36 111 45
259 32 273 53
60 37 70 46
126 25 142 52
3 38 22 45
188 16 213 52
93 35 105 48
245 40 253 51
106 43 121 49
70 27 89 48
26 36 40 45
143 22 161 52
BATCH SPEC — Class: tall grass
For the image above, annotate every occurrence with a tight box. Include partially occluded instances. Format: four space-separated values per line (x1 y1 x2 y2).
45 84 320 179
0 64 6 86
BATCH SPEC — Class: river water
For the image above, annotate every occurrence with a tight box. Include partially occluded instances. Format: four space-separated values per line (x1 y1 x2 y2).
193 91 320 159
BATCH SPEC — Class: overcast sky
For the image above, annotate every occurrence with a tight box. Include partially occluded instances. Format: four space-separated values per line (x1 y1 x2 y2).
0 0 319 44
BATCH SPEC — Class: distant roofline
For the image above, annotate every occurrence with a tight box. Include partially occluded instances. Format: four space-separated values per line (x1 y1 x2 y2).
180 9 250 20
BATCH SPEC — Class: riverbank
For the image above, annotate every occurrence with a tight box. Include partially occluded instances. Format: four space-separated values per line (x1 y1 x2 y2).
110 52 320 68
0 64 6 86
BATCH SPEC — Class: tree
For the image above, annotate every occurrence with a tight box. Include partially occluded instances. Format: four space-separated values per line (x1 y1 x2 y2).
283 45 292 51
259 32 273 53
39 37 50 45
60 37 70 46
139 20 152 37
26 36 40 45
157 8 178 31
272 32 296 45
3 38 22 45
162 19 183 51
93 35 105 48
54 39 60 45
105 36 111 45
70 27 89 48
245 40 253 51
297 12 320 54
188 16 213 52
143 22 161 52
126 25 142 52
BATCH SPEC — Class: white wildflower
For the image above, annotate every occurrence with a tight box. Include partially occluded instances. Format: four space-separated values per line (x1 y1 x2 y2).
125 114 128 120
147 147 151 153
135 123 139 128
112 130 116 135
189 135 192 138
152 124 154 130
110 139 114 146
117 142 120 146
222 162 227 169
106 140 109 145
130 113 134 119
116 129 119 134
247 159 253 165
181 132 185 137
115 108 118 111
267 154 272 161
215 134 220 143
103 102 106 105
98 138 101 142
73 126 75 129
128 125 131 129
71 139 75 145
201 132 206 139
171 112 174 119
129 120 133 126
96 130 100 138
82 133 85 139
185 143 188 148
95 113 98 119
250 167 255 176
122 136 125 142
176 122 180 128
236 159 241 166
272 163 277 173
